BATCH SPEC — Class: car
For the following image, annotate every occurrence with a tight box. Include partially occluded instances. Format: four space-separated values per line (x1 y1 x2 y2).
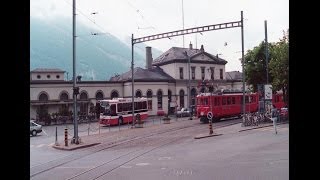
176 107 191 117
30 121 42 136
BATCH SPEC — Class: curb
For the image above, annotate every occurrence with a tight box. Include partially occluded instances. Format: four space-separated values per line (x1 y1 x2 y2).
52 142 101 151
194 133 223 139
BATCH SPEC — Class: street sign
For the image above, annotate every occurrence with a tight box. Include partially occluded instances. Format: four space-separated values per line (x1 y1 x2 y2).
264 84 272 100
207 112 213 120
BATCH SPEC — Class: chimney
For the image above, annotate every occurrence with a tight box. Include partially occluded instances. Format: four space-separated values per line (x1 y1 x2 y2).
145 46 153 70
200 44 204 52
189 42 193 49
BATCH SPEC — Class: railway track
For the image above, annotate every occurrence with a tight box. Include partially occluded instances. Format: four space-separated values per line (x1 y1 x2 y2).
31 119 241 179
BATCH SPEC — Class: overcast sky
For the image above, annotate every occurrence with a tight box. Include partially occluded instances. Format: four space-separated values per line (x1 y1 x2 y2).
31 0 289 72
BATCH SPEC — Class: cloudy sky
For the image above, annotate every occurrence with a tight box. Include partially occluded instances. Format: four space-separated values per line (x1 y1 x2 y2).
31 0 289 72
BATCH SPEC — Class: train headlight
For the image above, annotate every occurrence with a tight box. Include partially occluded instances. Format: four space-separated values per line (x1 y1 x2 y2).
200 112 204 116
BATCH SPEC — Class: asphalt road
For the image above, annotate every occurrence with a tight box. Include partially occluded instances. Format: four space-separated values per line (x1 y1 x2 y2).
30 118 288 180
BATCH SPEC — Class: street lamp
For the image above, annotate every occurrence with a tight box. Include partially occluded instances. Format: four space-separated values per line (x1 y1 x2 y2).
183 51 192 120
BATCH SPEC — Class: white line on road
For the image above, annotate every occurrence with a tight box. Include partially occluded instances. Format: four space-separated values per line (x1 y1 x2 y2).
36 144 46 148
56 166 94 169
42 130 49 136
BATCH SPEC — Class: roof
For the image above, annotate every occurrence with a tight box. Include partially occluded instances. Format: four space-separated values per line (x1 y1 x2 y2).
31 68 65 73
109 66 175 82
225 71 242 80
152 46 227 66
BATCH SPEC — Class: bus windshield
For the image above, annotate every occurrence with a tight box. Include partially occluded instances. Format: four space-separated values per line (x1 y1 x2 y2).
100 101 110 115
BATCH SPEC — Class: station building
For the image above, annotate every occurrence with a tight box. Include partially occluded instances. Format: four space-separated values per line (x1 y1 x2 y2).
30 44 246 121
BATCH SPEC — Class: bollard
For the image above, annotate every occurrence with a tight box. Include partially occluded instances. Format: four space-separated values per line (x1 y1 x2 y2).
209 120 213 135
99 123 101 134
64 128 68 146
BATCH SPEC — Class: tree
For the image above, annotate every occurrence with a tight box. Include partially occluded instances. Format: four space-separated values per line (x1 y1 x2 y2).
269 30 289 104
244 41 273 92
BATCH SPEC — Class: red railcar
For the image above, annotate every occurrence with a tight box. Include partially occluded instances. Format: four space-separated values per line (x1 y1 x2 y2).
196 92 285 123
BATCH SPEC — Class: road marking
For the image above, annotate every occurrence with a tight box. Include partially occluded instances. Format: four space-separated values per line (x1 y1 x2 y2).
56 166 93 169
158 157 171 160
37 144 46 148
48 143 54 147
136 163 150 166
120 165 132 168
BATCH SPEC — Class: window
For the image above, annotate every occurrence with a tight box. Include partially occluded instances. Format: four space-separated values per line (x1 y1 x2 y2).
60 92 69 101
79 92 88 100
56 75 60 79
95 91 104 100
232 97 236 104
111 90 119 99
135 90 142 98
179 67 183 79
157 90 163 109
47 75 51 79
222 97 227 105
201 67 205 80
179 90 185 108
227 97 231 105
215 97 220 106
191 88 197 106
39 93 48 101
220 69 223 79
147 90 152 110
191 67 195 80
210 67 215 80
37 75 41 79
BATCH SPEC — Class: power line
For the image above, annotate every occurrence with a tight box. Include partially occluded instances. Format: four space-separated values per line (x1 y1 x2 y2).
62 0 109 36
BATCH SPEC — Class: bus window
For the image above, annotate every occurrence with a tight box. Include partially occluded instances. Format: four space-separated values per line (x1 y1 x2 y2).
110 104 116 116
118 103 122 112
232 97 236 104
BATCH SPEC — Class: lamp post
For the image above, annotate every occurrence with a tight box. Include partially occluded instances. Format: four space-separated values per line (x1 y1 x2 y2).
71 0 80 144
184 51 192 120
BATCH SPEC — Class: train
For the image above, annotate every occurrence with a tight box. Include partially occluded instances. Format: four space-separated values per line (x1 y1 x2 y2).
196 92 285 123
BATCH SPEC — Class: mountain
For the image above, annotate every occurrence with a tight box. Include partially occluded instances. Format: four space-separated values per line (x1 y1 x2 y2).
30 17 163 80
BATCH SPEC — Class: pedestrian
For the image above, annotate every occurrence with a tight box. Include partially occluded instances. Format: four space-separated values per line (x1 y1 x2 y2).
271 105 278 134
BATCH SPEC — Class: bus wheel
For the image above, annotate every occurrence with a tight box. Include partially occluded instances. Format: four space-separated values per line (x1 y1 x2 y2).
118 116 123 124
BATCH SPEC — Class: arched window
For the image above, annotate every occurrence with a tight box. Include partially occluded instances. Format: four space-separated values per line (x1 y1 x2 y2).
95 91 104 100
157 90 163 109
179 89 185 108
135 90 142 98
60 92 69 101
146 90 153 110
111 90 119 99
191 88 197 106
39 92 48 102
79 91 88 115
79 92 88 100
